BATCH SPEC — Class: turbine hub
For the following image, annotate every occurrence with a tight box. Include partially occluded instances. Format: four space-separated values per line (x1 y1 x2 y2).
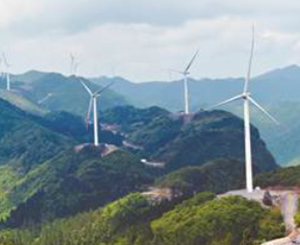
242 92 250 99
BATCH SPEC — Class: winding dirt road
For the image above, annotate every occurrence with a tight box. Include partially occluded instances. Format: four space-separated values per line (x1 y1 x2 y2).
262 191 299 245
282 192 298 233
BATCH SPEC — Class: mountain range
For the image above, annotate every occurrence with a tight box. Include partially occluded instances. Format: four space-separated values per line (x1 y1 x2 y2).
0 65 296 244
92 65 300 166
2 65 299 167
0 95 277 228
92 65 300 111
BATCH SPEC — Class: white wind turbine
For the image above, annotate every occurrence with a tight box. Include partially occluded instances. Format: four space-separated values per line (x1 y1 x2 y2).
70 53 80 75
80 80 114 146
173 50 199 114
207 26 279 193
2 53 11 91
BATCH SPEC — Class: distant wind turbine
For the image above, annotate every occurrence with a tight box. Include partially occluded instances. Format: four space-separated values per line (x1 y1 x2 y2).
2 52 11 91
80 80 114 146
70 53 79 75
207 26 279 193
172 49 199 114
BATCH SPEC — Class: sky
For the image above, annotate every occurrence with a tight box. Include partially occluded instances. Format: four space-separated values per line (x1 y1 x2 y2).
0 0 300 82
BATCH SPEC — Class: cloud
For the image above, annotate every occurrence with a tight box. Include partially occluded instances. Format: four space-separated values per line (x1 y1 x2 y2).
0 0 299 81
2 0 300 34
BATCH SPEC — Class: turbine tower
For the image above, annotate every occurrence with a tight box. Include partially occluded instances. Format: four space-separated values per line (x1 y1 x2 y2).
207 26 279 193
74 61 80 76
2 53 11 91
80 80 114 146
174 50 199 114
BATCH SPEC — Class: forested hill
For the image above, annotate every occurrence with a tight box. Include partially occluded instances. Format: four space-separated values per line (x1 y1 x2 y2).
102 106 278 172
7 72 128 116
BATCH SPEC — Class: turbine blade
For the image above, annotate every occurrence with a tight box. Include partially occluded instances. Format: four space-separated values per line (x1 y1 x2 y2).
248 96 280 125
206 94 243 111
80 80 93 96
184 49 199 73
94 82 114 97
38 93 52 104
86 98 93 130
244 24 255 93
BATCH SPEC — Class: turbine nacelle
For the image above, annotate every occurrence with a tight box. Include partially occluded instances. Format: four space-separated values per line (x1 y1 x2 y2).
242 92 251 99
183 71 190 76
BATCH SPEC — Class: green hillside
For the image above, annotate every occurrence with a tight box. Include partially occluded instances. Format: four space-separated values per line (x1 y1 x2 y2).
255 164 300 188
0 98 72 170
0 90 46 116
102 106 278 172
11 73 128 117
156 158 246 196
0 148 151 227
0 192 284 245
11 70 47 84
34 74 127 116
0 95 285 244
0 98 151 227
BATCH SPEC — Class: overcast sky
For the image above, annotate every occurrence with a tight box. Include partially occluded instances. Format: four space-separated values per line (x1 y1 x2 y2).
0 0 300 82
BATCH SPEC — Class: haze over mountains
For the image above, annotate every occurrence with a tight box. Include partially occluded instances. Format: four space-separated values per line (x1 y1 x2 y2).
92 65 300 110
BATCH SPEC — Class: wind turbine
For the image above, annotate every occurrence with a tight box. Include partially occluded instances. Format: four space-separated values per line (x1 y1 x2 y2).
70 53 79 75
207 26 279 193
172 50 199 114
2 53 11 91
80 80 114 146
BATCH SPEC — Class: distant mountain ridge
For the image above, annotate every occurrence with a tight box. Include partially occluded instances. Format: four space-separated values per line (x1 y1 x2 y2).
8 65 300 114
9 65 300 112
4 72 128 117
92 65 300 111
